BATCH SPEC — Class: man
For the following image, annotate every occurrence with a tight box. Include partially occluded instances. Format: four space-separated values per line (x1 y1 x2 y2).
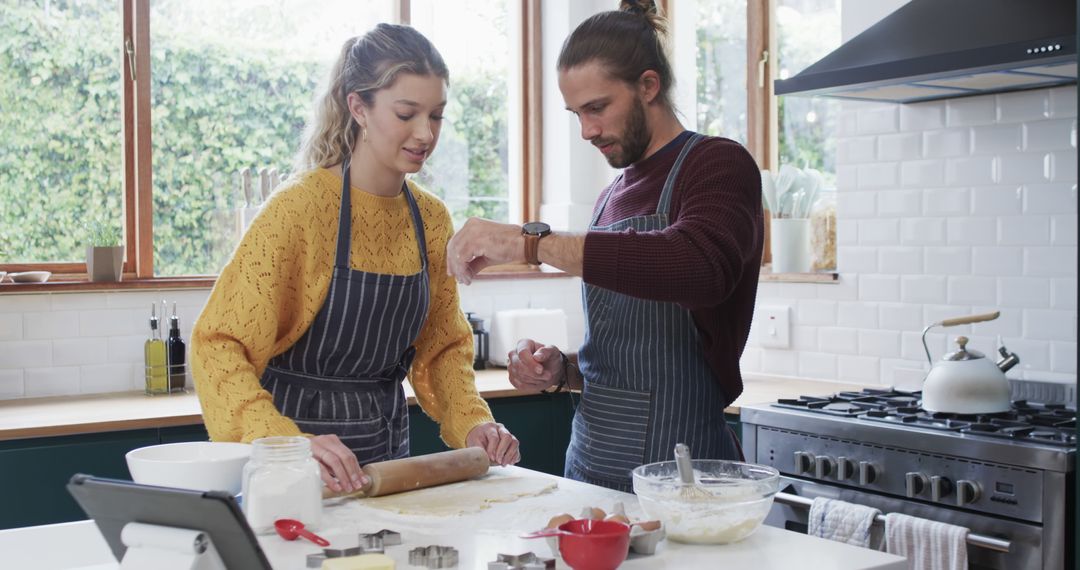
446 3 762 491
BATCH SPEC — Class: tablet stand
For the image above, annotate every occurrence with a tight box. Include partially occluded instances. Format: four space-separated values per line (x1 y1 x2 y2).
119 522 227 570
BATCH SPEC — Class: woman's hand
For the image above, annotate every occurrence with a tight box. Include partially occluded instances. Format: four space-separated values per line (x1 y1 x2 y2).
507 338 563 393
310 434 369 494
466 422 521 466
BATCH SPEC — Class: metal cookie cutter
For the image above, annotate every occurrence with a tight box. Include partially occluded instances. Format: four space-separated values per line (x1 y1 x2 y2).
360 529 403 549
408 545 459 568
488 552 556 569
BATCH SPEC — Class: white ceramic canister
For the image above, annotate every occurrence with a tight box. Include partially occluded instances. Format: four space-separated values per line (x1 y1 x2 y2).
241 436 322 534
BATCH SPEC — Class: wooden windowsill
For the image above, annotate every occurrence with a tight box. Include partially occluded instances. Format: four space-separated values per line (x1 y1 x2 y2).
759 265 838 283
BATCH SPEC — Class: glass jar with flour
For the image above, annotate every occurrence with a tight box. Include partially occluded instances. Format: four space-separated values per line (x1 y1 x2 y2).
242 436 322 534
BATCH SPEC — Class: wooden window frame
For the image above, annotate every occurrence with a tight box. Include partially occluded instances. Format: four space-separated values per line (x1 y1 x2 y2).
2 0 542 290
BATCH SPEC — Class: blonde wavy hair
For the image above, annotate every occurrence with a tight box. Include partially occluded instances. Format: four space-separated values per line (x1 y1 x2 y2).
294 24 449 172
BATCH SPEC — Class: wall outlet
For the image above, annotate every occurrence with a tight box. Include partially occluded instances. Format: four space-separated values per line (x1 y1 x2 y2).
757 305 791 349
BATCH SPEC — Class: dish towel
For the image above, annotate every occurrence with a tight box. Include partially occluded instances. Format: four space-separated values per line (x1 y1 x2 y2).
884 512 969 570
808 497 884 549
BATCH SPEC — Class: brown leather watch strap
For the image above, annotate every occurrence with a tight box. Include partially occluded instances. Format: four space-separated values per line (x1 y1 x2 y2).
524 234 540 265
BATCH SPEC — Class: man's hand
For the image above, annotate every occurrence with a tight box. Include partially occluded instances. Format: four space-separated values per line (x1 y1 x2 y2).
446 218 524 285
310 434 369 494
507 338 563 393
466 422 521 466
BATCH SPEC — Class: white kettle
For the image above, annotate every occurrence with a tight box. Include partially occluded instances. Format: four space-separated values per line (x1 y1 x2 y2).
920 312 1020 415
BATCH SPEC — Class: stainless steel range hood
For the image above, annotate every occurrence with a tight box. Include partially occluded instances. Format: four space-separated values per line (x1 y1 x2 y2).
774 0 1077 103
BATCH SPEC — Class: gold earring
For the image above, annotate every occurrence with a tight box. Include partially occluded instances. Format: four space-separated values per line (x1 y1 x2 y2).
361 126 368 143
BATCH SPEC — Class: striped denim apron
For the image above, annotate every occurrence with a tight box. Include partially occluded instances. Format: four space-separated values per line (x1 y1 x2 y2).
567 133 742 492
258 160 429 465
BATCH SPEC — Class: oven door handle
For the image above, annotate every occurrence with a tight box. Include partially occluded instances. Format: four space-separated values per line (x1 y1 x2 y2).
774 491 1011 553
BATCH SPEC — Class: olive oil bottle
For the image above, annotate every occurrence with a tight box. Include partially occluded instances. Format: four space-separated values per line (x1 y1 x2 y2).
144 303 168 395
166 302 187 393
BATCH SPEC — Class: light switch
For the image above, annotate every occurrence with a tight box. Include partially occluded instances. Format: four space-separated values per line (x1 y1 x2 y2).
757 305 790 349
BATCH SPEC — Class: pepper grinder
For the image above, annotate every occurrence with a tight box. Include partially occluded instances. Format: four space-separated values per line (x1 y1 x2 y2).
465 312 489 371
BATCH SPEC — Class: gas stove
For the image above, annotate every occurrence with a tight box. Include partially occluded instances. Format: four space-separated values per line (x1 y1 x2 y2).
740 388 1075 570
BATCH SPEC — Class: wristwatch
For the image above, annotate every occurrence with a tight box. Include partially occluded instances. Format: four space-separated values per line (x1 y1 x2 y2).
521 222 551 266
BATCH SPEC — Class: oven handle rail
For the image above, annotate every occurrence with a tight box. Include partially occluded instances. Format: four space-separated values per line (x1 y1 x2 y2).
774 492 1011 553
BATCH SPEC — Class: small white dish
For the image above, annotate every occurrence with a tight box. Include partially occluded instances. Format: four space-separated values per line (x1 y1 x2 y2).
9 271 50 283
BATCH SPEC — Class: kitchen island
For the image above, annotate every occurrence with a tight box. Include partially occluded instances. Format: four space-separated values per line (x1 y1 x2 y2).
1 466 905 569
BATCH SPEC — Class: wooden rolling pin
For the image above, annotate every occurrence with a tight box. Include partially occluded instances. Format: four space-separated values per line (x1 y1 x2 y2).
322 447 489 499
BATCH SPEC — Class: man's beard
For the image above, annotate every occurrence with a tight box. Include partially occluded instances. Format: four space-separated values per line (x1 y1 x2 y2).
596 97 651 168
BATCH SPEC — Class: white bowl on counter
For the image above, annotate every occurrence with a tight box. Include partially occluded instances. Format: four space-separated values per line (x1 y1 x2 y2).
126 441 252 494
8 271 50 283
631 460 780 544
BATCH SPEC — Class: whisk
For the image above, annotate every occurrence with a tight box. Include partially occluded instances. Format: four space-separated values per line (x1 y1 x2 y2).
674 443 711 500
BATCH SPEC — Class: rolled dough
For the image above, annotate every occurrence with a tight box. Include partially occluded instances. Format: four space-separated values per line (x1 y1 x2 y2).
358 474 558 516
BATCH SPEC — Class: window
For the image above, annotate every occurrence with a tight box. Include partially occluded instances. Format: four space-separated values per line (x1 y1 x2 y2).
0 0 535 282
695 0 748 145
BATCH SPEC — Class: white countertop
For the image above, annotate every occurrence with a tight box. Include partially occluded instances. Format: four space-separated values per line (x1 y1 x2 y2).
0 467 905 570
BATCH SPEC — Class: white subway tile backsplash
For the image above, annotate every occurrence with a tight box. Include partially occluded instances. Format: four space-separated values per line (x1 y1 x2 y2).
997 90 1051 123
80 309 142 337
972 124 1023 154
971 305 1023 337
858 329 901 358
923 128 970 157
0 341 51 370
901 276 947 304
998 277 1050 308
1007 339 1052 373
859 275 900 302
1051 150 1078 182
858 219 900 245
973 246 1023 276
80 364 134 394
0 314 22 342
739 346 762 373
878 247 923 275
971 186 1024 216
0 370 23 398
52 338 109 367
924 247 972 274
839 192 877 218
761 349 799 376
838 302 878 329
857 105 899 134
900 218 946 246
816 274 859 301
879 303 924 332
837 219 858 245
1052 278 1077 310
844 136 877 163
901 160 946 187
25 367 78 397
838 355 880 383
999 153 1051 185
884 361 929 392
0 295 51 314
903 331 946 362
839 246 878 274
946 217 996 246
947 276 997 306
1025 119 1075 151
108 335 146 363
946 156 998 186
998 215 1051 246
1052 342 1077 374
900 102 945 132
922 188 970 217
792 326 818 351
857 163 900 190
24 311 80 340
1024 309 1076 341
877 190 922 217
797 300 838 326
1025 246 1078 277
946 95 996 126
1024 183 1078 214
799 352 838 379
1049 85 1078 118
877 133 921 161
819 327 859 354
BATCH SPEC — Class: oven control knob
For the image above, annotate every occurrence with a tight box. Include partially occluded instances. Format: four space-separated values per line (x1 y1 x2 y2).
905 472 929 498
956 480 982 506
858 461 879 486
794 451 815 474
930 476 953 502
815 456 835 479
835 457 856 481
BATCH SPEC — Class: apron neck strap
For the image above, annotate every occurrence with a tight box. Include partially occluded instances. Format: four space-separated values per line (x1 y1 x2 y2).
336 159 429 270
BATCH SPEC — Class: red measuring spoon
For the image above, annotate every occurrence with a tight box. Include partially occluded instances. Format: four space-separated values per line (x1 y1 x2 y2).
274 519 330 547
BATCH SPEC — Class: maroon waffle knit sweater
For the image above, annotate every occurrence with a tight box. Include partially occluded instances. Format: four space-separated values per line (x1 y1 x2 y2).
582 131 763 404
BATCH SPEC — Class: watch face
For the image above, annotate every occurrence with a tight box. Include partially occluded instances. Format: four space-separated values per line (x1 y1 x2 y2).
522 222 551 236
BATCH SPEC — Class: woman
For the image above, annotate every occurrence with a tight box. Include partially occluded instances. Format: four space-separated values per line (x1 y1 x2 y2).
193 24 520 496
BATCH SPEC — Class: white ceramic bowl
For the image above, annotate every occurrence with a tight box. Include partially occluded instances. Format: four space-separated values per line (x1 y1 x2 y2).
632 460 779 544
126 441 252 494
9 271 51 283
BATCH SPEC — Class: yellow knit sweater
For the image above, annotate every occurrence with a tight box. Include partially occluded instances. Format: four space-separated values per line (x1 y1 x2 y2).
192 168 493 449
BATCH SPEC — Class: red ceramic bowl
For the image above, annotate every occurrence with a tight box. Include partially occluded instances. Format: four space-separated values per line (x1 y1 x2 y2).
557 519 631 570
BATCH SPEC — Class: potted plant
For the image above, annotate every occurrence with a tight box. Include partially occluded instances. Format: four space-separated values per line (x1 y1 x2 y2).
84 218 124 282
